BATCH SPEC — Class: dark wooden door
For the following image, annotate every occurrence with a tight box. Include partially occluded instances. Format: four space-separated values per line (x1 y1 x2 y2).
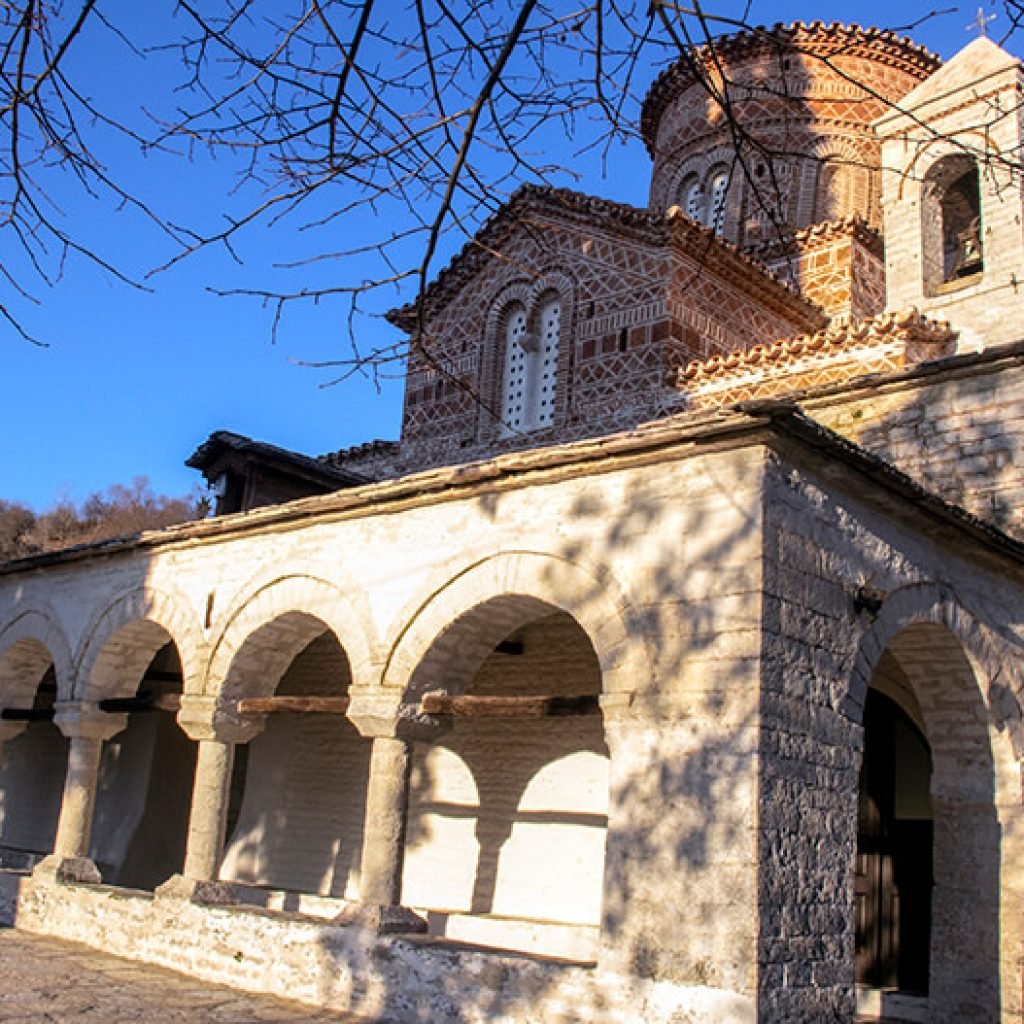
856 690 932 994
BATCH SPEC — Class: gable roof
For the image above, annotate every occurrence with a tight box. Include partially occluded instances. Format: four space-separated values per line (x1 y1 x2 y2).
886 35 1021 117
186 431 367 488
386 184 824 334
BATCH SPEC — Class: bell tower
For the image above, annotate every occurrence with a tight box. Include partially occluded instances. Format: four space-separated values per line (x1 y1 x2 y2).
876 36 1024 350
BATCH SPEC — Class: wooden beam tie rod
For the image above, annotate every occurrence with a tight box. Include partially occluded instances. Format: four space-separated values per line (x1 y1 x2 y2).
98 693 182 714
419 691 600 718
0 707 55 722
234 696 352 715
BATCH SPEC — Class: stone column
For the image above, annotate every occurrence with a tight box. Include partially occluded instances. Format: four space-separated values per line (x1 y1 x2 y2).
344 687 449 933
359 736 414 907
182 738 235 881
35 703 127 885
156 696 265 903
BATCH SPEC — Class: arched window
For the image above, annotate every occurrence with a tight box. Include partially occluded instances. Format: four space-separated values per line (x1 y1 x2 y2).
500 303 529 432
708 168 729 234
922 154 983 294
499 294 561 435
680 174 704 222
535 295 561 429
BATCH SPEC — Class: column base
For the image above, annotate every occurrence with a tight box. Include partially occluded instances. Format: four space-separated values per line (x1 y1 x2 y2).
154 873 240 905
32 855 102 886
334 902 428 934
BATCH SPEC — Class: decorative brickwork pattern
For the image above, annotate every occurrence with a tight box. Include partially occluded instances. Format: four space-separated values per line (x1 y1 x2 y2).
676 309 957 408
753 218 886 322
383 186 823 476
643 23 941 243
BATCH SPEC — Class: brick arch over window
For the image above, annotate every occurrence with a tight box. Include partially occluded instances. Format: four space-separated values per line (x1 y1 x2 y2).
806 138 876 225
843 582 1024 1020
663 148 736 232
382 550 649 700
0 608 73 706
75 586 204 702
482 272 575 439
205 574 377 703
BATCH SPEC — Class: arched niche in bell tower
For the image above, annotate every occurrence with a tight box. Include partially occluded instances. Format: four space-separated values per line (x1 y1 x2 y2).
876 36 1024 351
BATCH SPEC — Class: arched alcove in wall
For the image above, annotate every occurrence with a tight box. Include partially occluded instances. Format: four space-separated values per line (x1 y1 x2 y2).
854 621 1001 1022
87 635 197 891
921 153 984 294
217 612 370 901
0 662 67 870
400 596 609 959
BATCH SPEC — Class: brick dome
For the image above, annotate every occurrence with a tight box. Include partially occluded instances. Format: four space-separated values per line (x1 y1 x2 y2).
642 22 941 246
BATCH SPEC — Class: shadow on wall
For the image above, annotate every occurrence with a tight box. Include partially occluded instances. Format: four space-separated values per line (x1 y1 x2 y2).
90 643 196 892
0 670 67 870
816 361 1024 541
220 631 371 900
305 453 768 1019
402 610 609 939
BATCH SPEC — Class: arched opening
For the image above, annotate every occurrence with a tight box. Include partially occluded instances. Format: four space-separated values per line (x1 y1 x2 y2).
922 154 983 294
219 617 371 906
854 624 1000 1022
89 639 196 891
707 166 730 234
0 661 68 870
678 173 704 222
499 294 561 435
856 679 932 994
401 599 608 960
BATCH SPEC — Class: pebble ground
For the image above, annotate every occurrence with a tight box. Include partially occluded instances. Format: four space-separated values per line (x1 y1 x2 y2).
0 927 388 1023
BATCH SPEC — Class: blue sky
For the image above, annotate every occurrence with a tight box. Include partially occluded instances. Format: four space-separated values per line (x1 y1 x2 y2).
0 1 1011 510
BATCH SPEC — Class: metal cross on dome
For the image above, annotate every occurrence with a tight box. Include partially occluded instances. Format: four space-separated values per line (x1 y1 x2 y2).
969 6 997 36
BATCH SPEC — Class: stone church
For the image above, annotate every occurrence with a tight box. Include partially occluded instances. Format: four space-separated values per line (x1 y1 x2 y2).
1 21 1023 1024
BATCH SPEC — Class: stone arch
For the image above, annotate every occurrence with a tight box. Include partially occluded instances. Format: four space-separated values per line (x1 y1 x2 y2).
845 581 1022 732
383 549 649 699
210 572 375 901
206 572 377 702
75 585 204 701
392 550 627 957
0 607 73 705
895 132 1000 203
0 606 71 869
845 581 1019 1020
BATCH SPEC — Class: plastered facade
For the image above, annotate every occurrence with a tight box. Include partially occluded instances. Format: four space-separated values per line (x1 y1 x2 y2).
1 21 1024 1024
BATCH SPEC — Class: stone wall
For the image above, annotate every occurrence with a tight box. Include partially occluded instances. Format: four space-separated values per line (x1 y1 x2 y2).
810 349 1024 540
758 440 1024 1023
0 723 66 866
2 416 1023 1020
221 632 371 900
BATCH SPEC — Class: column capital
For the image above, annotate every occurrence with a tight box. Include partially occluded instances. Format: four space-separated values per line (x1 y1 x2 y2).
53 702 127 742
175 695 266 744
347 687 450 742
